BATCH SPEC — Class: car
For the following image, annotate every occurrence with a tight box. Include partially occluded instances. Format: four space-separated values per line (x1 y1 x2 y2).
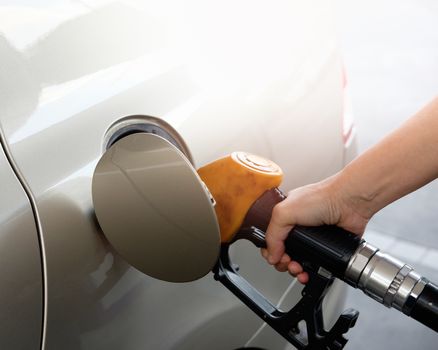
0 1 357 349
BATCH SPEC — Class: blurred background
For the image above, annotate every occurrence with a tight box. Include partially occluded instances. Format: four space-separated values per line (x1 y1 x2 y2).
335 0 438 348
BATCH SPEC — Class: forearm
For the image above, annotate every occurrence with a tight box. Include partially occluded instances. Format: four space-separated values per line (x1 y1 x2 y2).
265 97 438 279
335 96 438 219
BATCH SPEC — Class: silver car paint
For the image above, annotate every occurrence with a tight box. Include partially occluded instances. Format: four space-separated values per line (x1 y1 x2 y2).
0 1 354 349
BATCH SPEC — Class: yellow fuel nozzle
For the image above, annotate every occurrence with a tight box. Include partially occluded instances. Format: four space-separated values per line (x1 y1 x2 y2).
197 152 283 243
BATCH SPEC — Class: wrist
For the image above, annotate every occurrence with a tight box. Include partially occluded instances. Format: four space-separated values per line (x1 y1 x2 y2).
327 169 377 224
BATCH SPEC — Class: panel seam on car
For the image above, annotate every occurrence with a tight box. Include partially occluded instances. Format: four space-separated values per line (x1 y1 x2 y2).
0 126 47 350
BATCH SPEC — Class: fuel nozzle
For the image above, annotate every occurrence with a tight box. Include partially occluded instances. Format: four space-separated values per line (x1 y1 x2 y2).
199 152 360 349
198 152 438 336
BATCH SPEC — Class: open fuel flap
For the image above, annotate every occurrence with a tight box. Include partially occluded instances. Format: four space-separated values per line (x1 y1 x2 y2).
92 132 221 282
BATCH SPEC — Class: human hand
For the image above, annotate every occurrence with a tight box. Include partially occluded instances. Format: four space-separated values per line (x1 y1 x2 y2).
261 175 369 283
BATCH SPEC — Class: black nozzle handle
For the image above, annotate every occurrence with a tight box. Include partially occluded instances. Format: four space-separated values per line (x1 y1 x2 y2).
410 281 438 332
284 225 362 279
239 223 362 279
241 189 363 279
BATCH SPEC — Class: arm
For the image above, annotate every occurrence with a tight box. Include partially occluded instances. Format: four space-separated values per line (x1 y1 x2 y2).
263 96 438 283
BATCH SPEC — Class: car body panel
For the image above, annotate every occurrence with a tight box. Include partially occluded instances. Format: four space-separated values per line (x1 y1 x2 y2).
0 140 42 350
0 1 355 349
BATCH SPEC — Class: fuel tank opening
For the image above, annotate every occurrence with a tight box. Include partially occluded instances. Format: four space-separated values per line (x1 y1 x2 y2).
103 115 193 164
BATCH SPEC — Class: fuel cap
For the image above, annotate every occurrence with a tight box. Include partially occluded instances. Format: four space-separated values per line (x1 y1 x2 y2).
92 133 220 282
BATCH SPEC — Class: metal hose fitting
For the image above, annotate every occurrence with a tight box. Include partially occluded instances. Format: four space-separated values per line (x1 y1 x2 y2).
345 242 427 315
